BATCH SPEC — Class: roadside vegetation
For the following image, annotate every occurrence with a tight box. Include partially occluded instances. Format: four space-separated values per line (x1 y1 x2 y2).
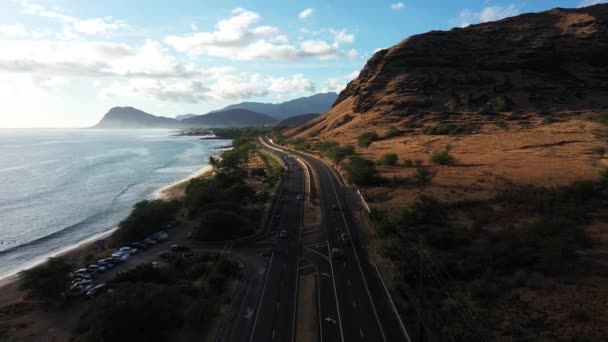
73 254 241 342
371 172 608 340
111 200 180 246
18 257 73 300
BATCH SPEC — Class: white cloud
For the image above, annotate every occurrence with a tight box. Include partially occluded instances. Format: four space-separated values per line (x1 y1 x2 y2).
268 74 314 93
21 1 127 36
299 8 315 19
452 5 519 27
578 0 608 6
391 2 405 10
191 24 199 31
333 30 355 44
165 8 356 61
0 24 27 37
321 70 360 93
100 78 210 103
0 40 198 79
37 76 68 90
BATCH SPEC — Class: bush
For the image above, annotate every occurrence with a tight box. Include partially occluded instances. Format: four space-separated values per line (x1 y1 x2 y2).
415 165 432 185
423 123 478 135
195 209 254 241
378 153 399 166
602 169 608 184
111 200 180 246
75 283 184 342
325 144 356 164
382 126 401 139
403 159 414 167
19 257 73 300
595 110 608 125
431 150 456 165
344 155 378 185
357 131 379 148
592 146 606 157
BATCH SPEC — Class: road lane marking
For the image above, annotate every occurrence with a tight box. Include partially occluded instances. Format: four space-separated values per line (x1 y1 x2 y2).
347 279 351 287
328 248 345 342
353 300 356 309
276 302 280 311
360 328 365 339
248 252 274 342
324 166 387 342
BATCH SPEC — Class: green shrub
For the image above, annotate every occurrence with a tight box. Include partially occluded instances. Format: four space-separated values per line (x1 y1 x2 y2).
357 131 379 148
602 169 608 183
382 126 401 139
595 110 608 125
112 200 180 246
592 146 606 157
431 150 456 165
195 209 254 241
344 155 378 185
19 257 73 300
403 159 414 167
415 165 432 185
378 153 399 166
423 123 478 135
325 144 356 164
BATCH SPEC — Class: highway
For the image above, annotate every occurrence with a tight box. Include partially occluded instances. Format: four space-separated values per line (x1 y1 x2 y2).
221 137 408 341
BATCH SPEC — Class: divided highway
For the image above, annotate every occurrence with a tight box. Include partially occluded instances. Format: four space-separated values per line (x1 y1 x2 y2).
221 137 408 342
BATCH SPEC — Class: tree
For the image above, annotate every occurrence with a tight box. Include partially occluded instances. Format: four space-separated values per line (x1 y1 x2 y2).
19 257 73 300
378 153 399 166
383 126 401 139
357 131 379 148
195 209 253 241
111 200 180 246
344 156 378 185
326 144 355 164
431 150 456 165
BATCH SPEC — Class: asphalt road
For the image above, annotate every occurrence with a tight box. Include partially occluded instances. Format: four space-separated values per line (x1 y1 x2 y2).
222 138 409 342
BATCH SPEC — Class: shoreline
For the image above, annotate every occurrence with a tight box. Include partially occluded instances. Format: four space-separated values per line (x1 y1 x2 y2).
0 162 215 294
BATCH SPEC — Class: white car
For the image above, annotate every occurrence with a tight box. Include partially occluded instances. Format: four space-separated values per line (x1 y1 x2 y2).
118 247 138 255
88 264 106 273
297 194 303 200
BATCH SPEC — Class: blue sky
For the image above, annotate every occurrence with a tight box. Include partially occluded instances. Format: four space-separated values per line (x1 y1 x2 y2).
0 0 605 127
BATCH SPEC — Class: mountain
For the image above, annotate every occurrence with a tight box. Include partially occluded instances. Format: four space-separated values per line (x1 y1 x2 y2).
214 92 337 119
290 5 608 140
275 113 320 128
182 109 277 127
175 114 197 121
93 107 182 129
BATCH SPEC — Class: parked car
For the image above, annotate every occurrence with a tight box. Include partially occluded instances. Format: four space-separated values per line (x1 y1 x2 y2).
297 194 303 200
143 238 158 247
63 286 84 297
88 264 106 274
279 230 288 239
74 268 89 275
97 260 114 269
118 247 138 255
170 244 190 252
332 203 339 210
186 232 193 239
340 233 351 246
129 242 147 250
331 248 344 259
86 284 106 298
158 251 175 260
111 253 129 263
71 279 93 288
151 261 160 269
153 232 169 242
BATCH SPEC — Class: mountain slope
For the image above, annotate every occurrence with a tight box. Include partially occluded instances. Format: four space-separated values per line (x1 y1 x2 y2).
215 92 337 119
182 109 277 127
93 107 182 129
175 114 197 121
291 5 608 140
275 113 320 128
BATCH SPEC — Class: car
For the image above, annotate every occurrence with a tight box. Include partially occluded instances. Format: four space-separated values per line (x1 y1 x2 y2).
111 253 129 263
86 284 106 298
71 279 93 288
88 264 106 273
297 194 303 200
129 242 147 250
151 261 160 269
279 230 288 239
170 244 191 252
97 260 114 269
158 251 175 260
143 238 158 247
331 248 344 259
63 286 84 297
152 232 168 242
118 247 138 255
71 274 93 283
74 268 89 275
81 284 95 294
332 203 339 210
186 232 193 239
340 233 351 246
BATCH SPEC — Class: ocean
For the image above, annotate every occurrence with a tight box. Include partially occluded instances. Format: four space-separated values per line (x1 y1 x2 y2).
0 128 228 279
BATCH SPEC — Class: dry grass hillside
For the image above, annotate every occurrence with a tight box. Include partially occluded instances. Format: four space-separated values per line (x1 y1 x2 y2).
281 4 608 341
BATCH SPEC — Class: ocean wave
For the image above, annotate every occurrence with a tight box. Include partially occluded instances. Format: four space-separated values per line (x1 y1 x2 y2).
112 182 138 202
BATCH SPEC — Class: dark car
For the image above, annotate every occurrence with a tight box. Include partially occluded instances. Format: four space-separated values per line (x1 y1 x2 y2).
170 244 191 252
186 232 193 239
158 251 175 260
129 242 147 250
332 203 339 210
340 233 351 246
279 230 288 239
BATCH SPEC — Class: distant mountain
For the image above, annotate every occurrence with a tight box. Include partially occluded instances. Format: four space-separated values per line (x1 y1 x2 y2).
275 113 320 128
175 114 197 121
93 107 182 129
182 109 277 127
214 92 337 119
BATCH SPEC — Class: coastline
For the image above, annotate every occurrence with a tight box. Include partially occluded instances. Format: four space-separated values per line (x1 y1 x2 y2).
0 162 215 302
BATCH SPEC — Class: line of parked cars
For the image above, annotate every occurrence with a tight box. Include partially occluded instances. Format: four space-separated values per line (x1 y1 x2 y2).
63 220 177 299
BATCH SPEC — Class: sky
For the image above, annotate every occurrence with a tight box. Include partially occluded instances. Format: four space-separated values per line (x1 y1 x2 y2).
0 0 605 127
